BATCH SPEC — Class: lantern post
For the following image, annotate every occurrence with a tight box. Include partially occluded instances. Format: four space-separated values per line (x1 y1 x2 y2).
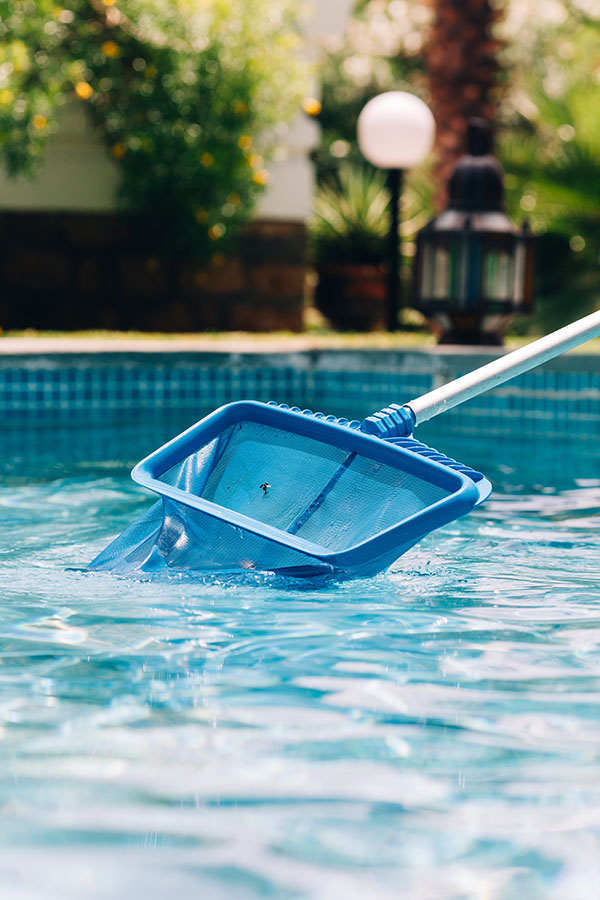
357 92 435 331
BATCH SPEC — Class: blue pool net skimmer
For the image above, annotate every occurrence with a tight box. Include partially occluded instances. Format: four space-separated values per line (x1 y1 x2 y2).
89 312 600 580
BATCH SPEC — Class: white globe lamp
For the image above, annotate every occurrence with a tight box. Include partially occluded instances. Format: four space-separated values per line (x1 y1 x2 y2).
357 91 435 170
357 91 435 330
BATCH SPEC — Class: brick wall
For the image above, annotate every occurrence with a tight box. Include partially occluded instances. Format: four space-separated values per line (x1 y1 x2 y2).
0 212 306 332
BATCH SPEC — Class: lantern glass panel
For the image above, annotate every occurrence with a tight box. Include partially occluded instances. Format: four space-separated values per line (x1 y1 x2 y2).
419 241 435 299
432 246 450 300
483 248 513 301
512 240 527 306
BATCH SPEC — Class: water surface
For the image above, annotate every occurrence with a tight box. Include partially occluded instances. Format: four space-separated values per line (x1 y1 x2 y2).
1 421 599 899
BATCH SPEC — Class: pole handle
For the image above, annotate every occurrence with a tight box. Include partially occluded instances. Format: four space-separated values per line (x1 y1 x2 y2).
408 309 600 426
361 310 600 438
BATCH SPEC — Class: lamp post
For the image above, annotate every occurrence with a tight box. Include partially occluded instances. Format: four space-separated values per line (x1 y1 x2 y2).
357 91 435 331
411 118 535 344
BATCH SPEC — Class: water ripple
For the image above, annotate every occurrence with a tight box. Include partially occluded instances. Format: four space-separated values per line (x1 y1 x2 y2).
1 426 600 898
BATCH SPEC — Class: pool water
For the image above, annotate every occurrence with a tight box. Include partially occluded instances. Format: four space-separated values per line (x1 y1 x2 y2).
1 420 600 899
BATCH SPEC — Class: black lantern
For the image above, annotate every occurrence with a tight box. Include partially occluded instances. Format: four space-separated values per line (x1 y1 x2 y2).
412 119 535 344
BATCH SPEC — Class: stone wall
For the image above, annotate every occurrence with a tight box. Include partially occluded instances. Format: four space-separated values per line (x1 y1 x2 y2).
0 212 306 332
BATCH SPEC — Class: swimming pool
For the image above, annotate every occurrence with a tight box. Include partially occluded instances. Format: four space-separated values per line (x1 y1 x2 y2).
2 413 600 899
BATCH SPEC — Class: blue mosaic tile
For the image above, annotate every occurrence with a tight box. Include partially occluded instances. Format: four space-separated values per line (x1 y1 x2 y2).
0 352 599 440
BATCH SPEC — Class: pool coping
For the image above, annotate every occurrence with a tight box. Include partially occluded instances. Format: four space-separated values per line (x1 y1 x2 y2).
0 338 598 376
1 336 598 440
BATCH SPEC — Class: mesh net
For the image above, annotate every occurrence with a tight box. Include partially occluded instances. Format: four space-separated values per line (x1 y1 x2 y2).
89 418 465 577
89 497 332 576
158 421 449 552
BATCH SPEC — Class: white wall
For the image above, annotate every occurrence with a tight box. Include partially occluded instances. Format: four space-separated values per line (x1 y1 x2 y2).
0 103 120 212
0 0 355 220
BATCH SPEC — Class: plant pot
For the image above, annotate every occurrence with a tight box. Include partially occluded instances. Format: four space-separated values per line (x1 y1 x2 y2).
314 263 387 331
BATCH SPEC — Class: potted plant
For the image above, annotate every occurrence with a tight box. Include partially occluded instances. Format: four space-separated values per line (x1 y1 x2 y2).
310 165 390 331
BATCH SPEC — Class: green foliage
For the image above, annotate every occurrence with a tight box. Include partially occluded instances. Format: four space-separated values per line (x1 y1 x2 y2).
312 0 600 332
499 15 600 330
308 1 434 287
0 0 308 258
310 165 390 265
311 0 426 186
309 161 435 269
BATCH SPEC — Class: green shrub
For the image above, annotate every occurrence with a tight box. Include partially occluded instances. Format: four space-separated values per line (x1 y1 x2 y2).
0 0 308 258
499 14 600 329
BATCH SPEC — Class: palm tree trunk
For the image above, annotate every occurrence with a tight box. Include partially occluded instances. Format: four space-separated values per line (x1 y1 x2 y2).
426 0 504 207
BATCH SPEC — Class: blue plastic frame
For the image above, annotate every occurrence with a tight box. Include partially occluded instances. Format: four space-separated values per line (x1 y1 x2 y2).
131 401 480 574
